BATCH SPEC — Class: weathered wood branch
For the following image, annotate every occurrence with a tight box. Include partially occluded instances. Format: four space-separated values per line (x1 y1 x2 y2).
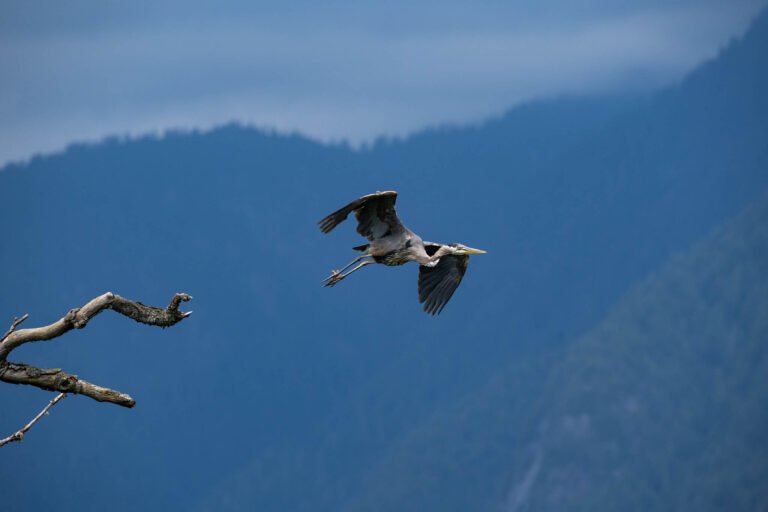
0 362 135 407
0 292 191 412
0 292 192 360
0 393 66 447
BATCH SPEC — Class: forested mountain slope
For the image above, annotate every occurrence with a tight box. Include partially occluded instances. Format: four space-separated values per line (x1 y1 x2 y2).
331 196 768 512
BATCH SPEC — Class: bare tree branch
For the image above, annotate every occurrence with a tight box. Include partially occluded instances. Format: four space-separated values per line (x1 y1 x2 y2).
0 362 135 407
0 292 192 360
0 291 191 412
0 393 66 447
0 314 29 344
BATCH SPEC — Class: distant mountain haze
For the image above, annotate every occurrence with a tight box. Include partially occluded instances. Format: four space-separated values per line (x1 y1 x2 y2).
1 8 767 512
1 0 765 164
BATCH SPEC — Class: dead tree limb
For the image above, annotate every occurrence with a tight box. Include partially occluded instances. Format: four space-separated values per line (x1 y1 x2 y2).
0 292 192 412
0 292 192 360
0 362 136 406
0 393 65 447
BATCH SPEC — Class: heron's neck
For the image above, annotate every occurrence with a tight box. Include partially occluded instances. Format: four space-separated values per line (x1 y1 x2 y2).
418 246 453 267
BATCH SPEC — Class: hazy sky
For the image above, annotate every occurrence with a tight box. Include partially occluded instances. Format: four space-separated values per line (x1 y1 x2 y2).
1 0 765 165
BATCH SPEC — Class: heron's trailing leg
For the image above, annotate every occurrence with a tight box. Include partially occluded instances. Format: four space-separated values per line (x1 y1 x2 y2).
334 255 367 275
324 260 375 287
323 255 368 284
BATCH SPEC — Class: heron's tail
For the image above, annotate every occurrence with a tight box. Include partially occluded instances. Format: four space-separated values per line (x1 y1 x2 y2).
352 244 369 252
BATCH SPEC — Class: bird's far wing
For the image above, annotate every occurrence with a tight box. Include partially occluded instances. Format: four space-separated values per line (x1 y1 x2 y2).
354 191 403 241
418 252 470 315
318 191 403 241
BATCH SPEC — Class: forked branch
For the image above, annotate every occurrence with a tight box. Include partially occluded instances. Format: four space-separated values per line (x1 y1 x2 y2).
0 292 192 408
0 291 192 448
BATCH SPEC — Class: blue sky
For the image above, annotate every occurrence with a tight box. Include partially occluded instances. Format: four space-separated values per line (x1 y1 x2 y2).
0 0 765 165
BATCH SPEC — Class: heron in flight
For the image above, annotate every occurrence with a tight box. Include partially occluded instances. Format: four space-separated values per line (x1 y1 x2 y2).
318 190 486 315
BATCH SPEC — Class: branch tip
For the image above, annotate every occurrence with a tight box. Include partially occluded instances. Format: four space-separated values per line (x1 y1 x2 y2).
168 293 193 313
0 392 66 447
1 313 30 344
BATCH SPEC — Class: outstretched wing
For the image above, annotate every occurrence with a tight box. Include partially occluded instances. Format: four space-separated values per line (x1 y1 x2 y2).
418 250 470 315
318 191 404 241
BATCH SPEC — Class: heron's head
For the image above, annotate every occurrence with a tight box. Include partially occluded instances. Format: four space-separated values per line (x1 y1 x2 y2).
449 243 487 255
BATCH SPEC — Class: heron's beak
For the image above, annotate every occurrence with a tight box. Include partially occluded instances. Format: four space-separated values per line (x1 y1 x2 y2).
463 246 487 255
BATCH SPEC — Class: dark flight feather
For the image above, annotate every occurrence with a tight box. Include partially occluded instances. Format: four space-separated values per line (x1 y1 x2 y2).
318 191 402 241
418 253 470 315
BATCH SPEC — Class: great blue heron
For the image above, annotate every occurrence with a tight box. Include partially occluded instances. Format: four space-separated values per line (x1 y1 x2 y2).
318 190 486 315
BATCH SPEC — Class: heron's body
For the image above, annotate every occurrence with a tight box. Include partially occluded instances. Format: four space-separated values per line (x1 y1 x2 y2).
318 190 485 315
357 232 427 266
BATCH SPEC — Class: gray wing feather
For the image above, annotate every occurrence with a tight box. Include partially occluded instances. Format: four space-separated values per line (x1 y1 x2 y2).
318 191 403 241
418 253 470 315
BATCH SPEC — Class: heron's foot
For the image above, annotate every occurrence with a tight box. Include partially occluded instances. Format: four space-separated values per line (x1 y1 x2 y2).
323 269 344 287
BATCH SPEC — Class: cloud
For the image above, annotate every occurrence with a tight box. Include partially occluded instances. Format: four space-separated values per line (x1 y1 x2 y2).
0 0 765 165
